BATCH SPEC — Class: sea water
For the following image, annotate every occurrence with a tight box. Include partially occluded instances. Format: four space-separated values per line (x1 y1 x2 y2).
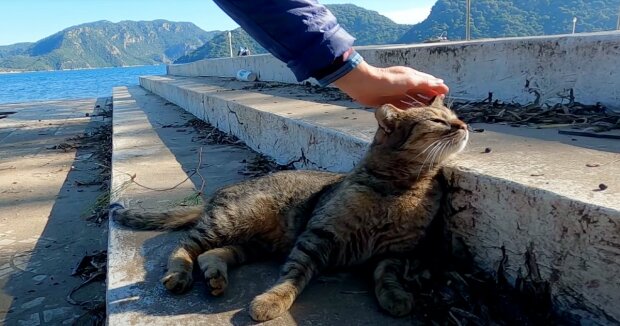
0 65 166 104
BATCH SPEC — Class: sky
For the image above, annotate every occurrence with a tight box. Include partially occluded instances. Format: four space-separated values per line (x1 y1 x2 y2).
0 0 436 46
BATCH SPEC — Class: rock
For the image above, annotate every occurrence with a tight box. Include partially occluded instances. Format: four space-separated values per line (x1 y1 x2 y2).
17 313 40 326
20 297 45 309
43 307 73 323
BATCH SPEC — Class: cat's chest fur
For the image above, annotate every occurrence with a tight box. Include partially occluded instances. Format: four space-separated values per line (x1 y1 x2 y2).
307 177 442 265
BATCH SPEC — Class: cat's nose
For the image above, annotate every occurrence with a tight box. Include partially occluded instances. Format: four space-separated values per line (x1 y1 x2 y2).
451 120 467 130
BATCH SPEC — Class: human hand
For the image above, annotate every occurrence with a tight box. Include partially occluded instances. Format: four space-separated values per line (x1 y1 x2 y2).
333 61 449 109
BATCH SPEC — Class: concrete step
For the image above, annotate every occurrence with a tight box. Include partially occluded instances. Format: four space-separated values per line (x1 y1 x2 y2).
108 86 415 325
140 75 620 324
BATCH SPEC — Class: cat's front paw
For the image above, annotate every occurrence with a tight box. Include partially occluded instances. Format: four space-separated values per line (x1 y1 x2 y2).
204 267 228 296
161 271 193 294
249 292 289 321
378 289 414 317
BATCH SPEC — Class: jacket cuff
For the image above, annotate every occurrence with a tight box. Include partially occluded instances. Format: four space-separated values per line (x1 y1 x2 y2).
316 51 364 87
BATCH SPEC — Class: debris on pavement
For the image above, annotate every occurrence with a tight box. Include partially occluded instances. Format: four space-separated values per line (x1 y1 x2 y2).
71 250 107 279
67 250 107 308
450 98 620 137
186 117 289 178
186 118 244 145
404 220 559 325
239 155 289 178
66 250 108 325
81 103 113 225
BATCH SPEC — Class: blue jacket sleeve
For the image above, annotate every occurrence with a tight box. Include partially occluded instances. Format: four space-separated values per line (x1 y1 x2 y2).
212 0 360 84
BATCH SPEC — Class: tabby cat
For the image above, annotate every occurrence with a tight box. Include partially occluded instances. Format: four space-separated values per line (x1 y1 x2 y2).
112 98 468 321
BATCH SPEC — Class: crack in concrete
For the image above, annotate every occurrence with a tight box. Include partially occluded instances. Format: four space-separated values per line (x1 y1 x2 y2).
226 103 244 126
285 148 321 169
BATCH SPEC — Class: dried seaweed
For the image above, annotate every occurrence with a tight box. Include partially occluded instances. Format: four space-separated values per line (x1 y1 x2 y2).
402 206 560 325
67 250 107 311
451 98 620 136
241 80 353 102
238 155 290 178
186 118 244 145
71 250 107 279
73 302 105 326
80 101 113 225
301 82 353 102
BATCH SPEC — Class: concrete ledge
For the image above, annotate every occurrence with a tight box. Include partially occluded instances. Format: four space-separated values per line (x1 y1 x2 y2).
108 86 199 325
140 75 620 324
140 75 373 172
168 31 620 110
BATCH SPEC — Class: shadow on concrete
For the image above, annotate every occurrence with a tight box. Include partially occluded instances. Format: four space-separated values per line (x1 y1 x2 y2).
1 98 109 325
470 122 620 154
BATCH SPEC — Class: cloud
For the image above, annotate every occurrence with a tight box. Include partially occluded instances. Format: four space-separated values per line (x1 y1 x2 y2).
381 6 433 25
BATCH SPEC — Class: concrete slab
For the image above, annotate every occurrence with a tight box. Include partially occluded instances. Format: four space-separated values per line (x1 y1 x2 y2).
140 75 620 324
0 99 109 325
108 86 415 325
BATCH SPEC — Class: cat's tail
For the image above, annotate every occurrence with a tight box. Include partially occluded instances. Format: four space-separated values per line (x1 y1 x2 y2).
110 203 204 230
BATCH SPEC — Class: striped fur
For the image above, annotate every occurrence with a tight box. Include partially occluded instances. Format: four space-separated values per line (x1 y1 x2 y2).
114 99 468 321
114 206 204 230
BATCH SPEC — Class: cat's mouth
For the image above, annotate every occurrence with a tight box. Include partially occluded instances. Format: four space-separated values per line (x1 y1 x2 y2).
453 129 469 154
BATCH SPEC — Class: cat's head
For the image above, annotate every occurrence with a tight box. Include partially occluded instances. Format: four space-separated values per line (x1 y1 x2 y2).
370 97 468 171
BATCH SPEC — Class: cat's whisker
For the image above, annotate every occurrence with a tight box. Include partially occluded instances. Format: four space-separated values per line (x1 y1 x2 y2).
429 141 448 172
441 138 456 161
418 140 443 179
400 100 416 107
413 139 442 159
404 94 426 107
433 136 455 169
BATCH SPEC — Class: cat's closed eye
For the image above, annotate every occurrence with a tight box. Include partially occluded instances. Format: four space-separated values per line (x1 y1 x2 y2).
429 118 450 127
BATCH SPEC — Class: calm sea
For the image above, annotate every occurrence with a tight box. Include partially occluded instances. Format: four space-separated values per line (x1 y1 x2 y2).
0 65 167 104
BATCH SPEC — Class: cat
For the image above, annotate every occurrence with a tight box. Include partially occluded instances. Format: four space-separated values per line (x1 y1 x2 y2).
112 97 468 321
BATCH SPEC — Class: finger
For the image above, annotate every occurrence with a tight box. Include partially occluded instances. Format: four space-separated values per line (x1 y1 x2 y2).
410 71 449 95
429 82 449 96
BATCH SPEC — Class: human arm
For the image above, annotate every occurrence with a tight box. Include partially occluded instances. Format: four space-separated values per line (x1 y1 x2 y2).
211 0 354 83
212 0 449 108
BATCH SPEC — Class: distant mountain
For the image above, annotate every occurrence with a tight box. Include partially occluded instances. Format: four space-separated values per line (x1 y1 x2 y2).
175 4 410 64
0 43 33 59
327 4 411 45
174 28 266 64
399 0 620 43
0 20 219 71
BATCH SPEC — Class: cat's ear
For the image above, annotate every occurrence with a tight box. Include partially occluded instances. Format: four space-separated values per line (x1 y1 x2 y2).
430 95 444 108
375 104 399 134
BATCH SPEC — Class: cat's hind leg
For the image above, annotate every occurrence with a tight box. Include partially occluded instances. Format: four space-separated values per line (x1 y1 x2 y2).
197 244 260 296
249 230 335 321
374 258 413 317
161 230 214 294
